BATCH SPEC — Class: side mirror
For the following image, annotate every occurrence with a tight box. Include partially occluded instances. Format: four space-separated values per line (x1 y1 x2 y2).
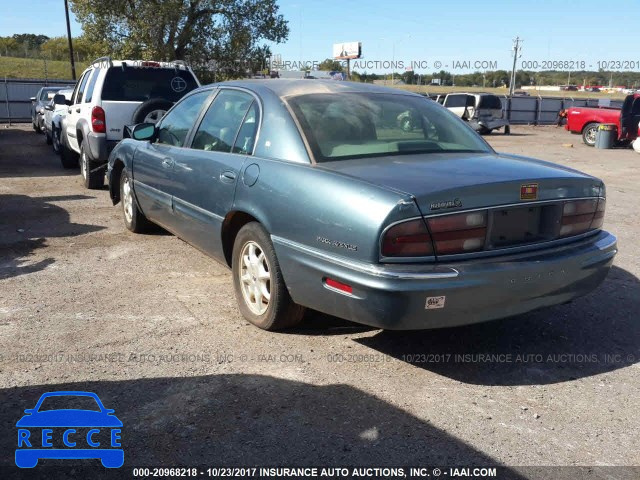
30 97 36 102
44 104 54 111
53 94 67 105
131 123 157 141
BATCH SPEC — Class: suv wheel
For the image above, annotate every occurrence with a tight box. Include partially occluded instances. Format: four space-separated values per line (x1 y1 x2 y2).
80 141 104 189
232 222 305 330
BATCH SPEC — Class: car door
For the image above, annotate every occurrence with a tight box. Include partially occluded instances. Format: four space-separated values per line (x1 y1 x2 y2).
132 90 212 231
171 88 259 258
65 70 92 152
443 94 468 118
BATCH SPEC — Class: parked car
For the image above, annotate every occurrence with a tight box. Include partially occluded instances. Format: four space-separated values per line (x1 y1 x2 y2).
30 87 72 133
58 57 200 187
107 80 616 331
565 93 640 146
43 88 74 152
442 93 509 134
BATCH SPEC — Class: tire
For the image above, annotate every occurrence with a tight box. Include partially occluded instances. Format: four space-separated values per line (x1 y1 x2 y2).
60 141 79 169
80 141 104 189
132 98 174 124
232 222 305 330
582 122 599 146
504 125 511 135
32 119 38 132
120 169 153 233
478 126 491 135
45 129 52 145
52 127 62 155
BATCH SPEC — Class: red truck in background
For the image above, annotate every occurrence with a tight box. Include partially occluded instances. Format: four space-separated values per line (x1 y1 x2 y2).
565 93 640 146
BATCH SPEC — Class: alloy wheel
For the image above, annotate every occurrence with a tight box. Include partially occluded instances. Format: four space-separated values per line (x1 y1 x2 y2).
239 241 271 315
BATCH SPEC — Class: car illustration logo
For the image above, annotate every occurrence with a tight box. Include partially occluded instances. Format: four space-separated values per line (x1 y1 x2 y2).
520 183 538 200
15 391 123 468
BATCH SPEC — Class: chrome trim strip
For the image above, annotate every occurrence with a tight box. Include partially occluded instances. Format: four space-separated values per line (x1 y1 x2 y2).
173 196 224 222
424 196 605 218
271 235 459 280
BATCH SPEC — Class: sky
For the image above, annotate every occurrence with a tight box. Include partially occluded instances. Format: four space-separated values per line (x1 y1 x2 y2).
1 0 639 74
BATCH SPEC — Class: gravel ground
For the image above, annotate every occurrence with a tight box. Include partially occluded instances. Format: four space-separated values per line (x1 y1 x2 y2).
0 124 638 478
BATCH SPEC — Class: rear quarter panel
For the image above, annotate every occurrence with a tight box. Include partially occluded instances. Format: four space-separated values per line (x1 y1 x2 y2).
232 157 419 264
567 107 621 133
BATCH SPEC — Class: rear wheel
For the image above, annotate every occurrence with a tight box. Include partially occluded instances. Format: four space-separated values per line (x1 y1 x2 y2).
504 125 511 135
80 141 104 189
52 127 62 155
45 129 52 145
232 222 305 330
582 122 599 146
120 169 153 233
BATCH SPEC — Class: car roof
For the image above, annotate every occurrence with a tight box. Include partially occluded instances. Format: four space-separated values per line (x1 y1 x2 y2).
213 79 423 98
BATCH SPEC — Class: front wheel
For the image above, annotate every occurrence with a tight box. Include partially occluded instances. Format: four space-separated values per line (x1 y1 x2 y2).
582 122 599 146
120 169 153 233
232 222 305 330
80 141 104 189
60 141 79 169
45 129 52 145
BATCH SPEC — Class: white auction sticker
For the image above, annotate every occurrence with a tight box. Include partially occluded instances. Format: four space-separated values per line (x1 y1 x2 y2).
425 296 446 309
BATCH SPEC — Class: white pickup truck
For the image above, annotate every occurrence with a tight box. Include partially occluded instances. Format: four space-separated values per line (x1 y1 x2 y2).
440 93 510 134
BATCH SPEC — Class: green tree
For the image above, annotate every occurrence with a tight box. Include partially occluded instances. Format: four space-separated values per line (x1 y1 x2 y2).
70 0 289 80
317 59 344 71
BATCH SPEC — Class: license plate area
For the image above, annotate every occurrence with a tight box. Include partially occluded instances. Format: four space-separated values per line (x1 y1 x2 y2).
488 204 560 248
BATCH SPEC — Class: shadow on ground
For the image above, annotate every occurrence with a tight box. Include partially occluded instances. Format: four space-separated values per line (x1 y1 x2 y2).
0 126 78 178
0 194 104 280
356 266 639 386
0 374 526 479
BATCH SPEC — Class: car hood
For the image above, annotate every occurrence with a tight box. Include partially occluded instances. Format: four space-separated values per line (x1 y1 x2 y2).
16 411 123 427
317 152 602 214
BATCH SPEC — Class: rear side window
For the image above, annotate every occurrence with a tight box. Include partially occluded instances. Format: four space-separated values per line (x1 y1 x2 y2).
478 95 503 110
101 67 198 102
84 69 100 103
191 90 255 153
75 71 91 104
444 95 468 108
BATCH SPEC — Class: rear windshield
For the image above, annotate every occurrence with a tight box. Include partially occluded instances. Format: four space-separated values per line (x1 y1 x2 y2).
288 93 491 162
478 95 503 110
444 94 470 108
101 67 198 102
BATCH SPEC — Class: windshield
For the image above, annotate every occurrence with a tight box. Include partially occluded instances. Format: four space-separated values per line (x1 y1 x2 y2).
101 67 198 102
288 93 491 162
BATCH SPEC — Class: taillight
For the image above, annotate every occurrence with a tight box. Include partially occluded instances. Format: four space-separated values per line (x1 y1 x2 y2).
427 211 487 255
91 106 106 133
381 219 433 257
560 198 604 237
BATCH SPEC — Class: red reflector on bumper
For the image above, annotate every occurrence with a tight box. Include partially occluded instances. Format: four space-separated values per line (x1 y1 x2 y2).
325 278 353 295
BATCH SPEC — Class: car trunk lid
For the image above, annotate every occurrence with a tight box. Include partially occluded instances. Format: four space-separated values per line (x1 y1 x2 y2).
318 152 602 215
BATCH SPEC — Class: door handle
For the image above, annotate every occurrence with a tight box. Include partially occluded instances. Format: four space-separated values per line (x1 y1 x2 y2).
75 108 81 113
220 171 236 183
161 158 174 168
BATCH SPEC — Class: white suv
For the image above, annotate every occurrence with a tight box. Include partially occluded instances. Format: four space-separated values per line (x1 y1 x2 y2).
442 93 510 135
57 57 200 188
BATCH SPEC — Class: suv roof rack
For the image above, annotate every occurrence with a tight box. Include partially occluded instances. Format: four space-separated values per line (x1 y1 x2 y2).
91 56 113 68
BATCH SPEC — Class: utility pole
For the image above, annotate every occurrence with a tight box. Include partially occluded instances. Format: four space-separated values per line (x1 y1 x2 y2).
64 0 76 80
509 36 522 96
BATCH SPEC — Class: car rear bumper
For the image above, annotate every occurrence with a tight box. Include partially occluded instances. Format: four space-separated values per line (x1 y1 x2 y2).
273 231 617 330
471 118 509 131
87 133 119 163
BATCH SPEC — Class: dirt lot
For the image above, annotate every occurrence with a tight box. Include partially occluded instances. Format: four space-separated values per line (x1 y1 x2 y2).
0 124 638 477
